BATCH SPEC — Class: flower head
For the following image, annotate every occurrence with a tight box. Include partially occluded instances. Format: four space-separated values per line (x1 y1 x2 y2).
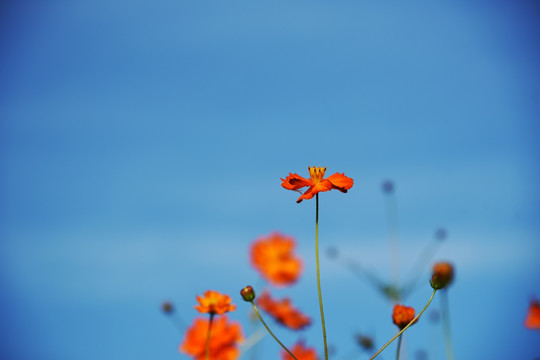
194 290 236 315
281 166 354 203
257 290 311 330
250 232 302 287
281 340 318 360
525 299 540 330
392 304 418 329
430 262 454 290
180 316 243 360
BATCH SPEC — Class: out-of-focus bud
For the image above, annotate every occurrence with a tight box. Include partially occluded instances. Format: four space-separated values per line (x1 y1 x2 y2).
240 285 256 302
326 246 338 260
430 261 454 290
435 228 447 241
161 301 174 314
382 180 394 194
392 304 418 329
355 334 374 351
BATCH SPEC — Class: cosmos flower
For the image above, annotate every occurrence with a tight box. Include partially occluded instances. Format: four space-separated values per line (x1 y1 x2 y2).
281 166 354 203
392 304 418 329
257 290 311 330
250 232 302 287
180 316 243 360
281 340 318 360
431 262 454 290
525 299 540 330
194 290 236 315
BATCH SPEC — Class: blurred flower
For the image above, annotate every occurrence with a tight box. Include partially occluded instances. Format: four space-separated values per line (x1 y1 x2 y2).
240 285 256 302
161 301 174 314
257 290 311 330
525 299 540 330
281 340 318 360
392 304 418 329
195 290 236 315
281 166 353 203
430 262 454 290
355 334 374 352
250 232 302 287
180 316 243 360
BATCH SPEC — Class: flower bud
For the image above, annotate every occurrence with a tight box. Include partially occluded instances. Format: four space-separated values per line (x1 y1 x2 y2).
430 261 454 290
240 285 256 302
161 301 174 314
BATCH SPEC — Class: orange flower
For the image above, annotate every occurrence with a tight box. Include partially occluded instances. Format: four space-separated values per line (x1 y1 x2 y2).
525 299 540 330
257 290 311 330
392 304 418 329
281 166 354 203
250 232 302 287
282 340 318 360
194 290 236 315
180 316 243 360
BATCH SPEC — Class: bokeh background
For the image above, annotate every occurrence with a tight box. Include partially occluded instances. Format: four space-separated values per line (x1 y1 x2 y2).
1 0 539 359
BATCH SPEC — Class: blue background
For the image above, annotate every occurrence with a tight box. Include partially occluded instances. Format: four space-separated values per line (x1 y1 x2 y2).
1 0 539 359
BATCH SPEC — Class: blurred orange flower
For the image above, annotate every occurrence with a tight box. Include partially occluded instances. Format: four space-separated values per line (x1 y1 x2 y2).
257 290 311 330
194 290 236 315
281 340 318 360
180 316 243 360
431 262 454 290
392 304 418 329
281 166 354 203
525 299 540 330
250 232 302 287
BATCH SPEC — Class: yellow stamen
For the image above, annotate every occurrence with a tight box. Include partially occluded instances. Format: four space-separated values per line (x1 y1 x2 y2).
308 166 327 183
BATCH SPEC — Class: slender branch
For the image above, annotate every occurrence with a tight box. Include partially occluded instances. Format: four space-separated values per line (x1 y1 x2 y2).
441 290 455 360
369 289 437 360
205 313 215 360
250 302 297 360
395 334 403 360
315 194 329 360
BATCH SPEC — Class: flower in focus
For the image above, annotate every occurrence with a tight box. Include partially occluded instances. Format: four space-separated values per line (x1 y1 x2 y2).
257 290 311 330
250 232 302 287
194 290 236 315
525 299 540 330
392 304 418 329
430 262 454 290
180 316 244 360
281 340 318 360
281 166 354 203
240 285 256 302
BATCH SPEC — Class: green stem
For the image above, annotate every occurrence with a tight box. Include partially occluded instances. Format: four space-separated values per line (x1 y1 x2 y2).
250 302 297 360
315 194 329 360
395 334 403 360
369 289 437 360
205 313 215 360
441 290 455 360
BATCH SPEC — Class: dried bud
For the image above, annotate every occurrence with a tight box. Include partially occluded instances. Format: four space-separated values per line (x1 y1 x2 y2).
430 261 454 290
161 301 174 314
392 304 418 329
240 285 256 302
355 334 374 351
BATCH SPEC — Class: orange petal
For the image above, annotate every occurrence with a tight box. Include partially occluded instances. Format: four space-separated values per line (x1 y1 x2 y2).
327 172 354 192
297 180 333 202
281 173 313 190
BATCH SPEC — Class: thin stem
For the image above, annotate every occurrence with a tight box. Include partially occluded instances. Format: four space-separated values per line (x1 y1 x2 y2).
205 313 215 360
441 290 455 360
250 302 298 360
384 190 400 296
315 194 329 360
395 334 403 360
369 289 437 360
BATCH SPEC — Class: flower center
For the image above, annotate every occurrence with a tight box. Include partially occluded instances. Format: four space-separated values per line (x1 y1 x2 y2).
308 166 327 183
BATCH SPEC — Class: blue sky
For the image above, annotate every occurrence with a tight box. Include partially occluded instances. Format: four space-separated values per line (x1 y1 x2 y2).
1 0 539 359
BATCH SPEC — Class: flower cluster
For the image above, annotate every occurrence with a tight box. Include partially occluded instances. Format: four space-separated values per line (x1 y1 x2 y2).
257 290 311 330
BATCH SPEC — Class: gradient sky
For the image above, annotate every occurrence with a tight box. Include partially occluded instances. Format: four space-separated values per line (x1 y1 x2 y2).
1 0 539 359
